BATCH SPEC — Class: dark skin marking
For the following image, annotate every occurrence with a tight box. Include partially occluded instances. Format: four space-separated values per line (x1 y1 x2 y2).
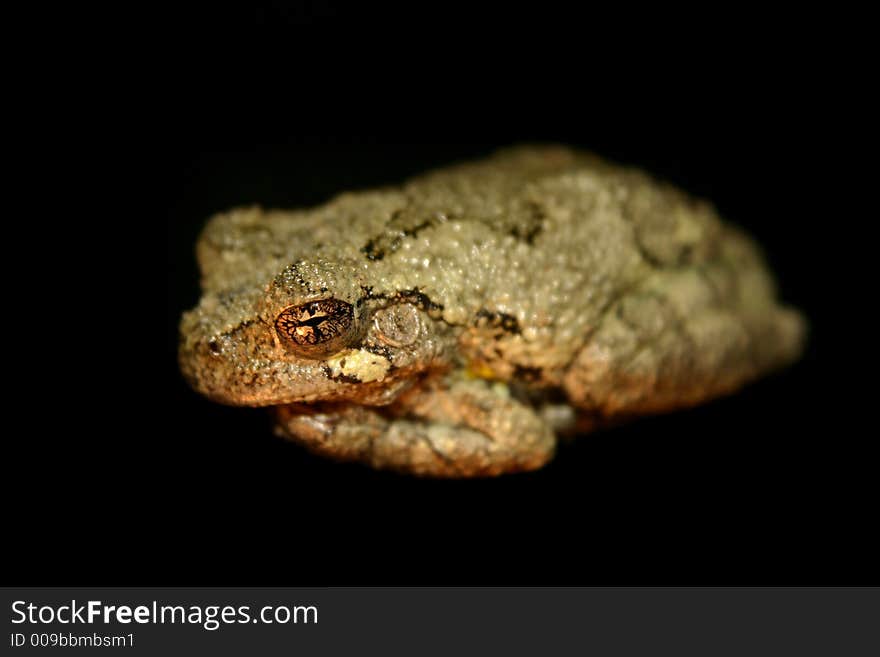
475 309 521 334
513 364 544 383
507 200 545 245
359 285 444 313
320 364 362 385
331 373 363 385
361 238 385 261
396 289 444 312
363 343 394 362
361 209 442 261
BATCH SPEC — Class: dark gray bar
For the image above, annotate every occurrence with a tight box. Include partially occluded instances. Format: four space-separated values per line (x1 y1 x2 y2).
2 588 877 655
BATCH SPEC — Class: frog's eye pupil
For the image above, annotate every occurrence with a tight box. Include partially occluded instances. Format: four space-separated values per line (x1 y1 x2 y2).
275 299 353 348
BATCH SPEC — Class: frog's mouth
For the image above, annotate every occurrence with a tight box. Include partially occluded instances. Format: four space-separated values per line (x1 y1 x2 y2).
180 352 395 408
179 327 419 408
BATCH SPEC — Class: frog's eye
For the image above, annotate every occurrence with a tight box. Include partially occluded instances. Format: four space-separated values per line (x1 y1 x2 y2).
275 299 354 356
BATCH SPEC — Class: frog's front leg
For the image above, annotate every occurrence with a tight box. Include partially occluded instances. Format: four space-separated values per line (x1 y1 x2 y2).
274 377 556 477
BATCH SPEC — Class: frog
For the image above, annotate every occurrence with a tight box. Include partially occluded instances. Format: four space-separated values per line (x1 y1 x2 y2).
179 145 806 477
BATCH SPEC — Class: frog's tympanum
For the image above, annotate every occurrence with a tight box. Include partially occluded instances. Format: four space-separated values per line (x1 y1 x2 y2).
180 146 805 477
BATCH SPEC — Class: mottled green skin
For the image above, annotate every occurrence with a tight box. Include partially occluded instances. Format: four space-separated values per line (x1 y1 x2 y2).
179 146 805 476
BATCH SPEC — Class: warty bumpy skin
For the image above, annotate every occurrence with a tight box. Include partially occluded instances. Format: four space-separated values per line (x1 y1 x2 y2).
179 145 806 477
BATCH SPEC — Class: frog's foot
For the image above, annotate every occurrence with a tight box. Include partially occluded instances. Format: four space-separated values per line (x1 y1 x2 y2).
274 377 556 477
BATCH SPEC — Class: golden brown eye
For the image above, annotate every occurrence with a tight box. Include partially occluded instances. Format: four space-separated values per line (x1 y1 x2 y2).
275 299 354 354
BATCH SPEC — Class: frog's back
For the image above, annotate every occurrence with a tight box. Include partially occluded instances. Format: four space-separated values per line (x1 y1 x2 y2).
395 146 805 413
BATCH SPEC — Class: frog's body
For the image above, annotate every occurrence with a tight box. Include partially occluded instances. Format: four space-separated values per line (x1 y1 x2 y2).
179 146 805 476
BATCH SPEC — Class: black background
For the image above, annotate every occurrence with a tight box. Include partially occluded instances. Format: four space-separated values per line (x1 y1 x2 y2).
8 5 871 585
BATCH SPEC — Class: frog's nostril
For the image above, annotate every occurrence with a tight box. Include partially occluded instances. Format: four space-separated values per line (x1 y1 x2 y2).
208 339 220 355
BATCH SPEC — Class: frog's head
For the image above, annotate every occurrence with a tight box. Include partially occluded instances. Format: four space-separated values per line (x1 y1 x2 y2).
179 257 447 406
